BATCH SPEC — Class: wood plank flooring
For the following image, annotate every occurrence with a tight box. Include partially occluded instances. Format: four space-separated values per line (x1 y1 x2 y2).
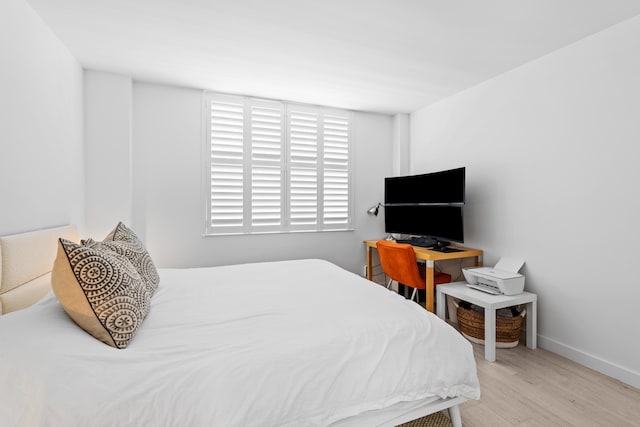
459 343 640 426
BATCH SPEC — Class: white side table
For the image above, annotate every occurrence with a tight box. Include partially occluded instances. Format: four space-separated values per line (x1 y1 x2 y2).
436 282 537 362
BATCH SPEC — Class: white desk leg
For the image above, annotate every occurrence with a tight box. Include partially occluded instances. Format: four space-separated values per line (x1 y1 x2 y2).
485 308 496 362
436 289 446 320
526 300 537 349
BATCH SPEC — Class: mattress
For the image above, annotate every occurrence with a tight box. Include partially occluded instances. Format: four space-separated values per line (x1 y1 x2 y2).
0 259 479 426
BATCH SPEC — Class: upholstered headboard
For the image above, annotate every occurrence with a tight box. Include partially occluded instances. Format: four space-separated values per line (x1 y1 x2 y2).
0 225 78 315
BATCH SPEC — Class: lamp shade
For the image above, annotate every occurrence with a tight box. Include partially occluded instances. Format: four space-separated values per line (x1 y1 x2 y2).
367 203 383 216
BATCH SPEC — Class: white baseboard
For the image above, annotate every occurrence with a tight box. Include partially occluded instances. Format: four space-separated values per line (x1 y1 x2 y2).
538 334 640 390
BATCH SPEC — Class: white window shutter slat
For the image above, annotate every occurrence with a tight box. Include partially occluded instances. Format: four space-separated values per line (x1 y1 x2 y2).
323 115 350 169
290 168 317 225
251 105 282 163
290 111 318 166
323 169 349 224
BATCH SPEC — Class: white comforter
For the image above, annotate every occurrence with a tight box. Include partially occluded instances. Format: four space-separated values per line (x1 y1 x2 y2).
0 259 479 427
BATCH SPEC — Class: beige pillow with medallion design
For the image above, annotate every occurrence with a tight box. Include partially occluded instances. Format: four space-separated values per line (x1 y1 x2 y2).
52 238 151 349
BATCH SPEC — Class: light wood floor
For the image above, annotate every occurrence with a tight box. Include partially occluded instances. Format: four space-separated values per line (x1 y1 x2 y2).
459 343 640 426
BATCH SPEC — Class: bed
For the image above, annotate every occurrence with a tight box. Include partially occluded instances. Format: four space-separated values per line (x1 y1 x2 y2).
0 225 480 427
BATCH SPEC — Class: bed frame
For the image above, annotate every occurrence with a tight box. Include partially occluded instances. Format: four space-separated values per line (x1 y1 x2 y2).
0 225 466 427
376 396 464 427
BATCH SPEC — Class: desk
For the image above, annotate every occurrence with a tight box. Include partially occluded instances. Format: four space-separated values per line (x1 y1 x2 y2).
364 240 482 313
436 282 537 362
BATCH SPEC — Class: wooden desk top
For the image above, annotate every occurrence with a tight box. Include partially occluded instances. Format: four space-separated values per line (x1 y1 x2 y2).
364 239 482 261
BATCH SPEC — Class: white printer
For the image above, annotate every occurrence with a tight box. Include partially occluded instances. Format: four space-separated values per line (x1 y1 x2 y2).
462 257 526 295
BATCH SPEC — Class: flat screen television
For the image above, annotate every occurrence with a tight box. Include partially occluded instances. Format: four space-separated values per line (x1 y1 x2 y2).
384 167 465 205
384 205 464 245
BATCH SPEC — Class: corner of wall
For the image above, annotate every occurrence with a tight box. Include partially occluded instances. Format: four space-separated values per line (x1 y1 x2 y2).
83 71 134 237
392 113 410 176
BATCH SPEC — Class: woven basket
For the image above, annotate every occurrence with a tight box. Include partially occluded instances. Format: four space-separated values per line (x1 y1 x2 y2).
456 304 524 348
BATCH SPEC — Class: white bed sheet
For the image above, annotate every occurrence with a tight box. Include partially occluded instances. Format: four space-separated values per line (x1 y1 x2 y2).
0 259 479 427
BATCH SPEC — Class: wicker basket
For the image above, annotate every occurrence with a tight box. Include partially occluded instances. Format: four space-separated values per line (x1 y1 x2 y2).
456 304 525 348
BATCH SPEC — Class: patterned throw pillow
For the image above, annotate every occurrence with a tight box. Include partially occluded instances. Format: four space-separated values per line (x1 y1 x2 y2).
52 238 152 349
102 222 159 294
82 238 158 297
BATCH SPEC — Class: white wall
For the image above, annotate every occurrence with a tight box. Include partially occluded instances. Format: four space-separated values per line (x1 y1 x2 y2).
84 71 133 238
82 81 393 273
0 0 84 236
392 113 410 176
410 16 640 388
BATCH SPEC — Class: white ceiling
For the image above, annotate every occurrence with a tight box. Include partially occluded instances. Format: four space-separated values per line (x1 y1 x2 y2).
26 0 640 114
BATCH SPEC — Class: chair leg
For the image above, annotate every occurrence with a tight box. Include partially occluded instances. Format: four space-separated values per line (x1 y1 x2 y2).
386 278 393 290
410 288 418 302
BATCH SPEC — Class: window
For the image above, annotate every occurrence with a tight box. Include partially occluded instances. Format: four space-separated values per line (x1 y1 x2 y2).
204 92 353 235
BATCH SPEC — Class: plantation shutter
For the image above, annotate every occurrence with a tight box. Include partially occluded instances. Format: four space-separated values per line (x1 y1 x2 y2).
323 113 351 227
209 95 245 232
289 108 319 228
205 92 352 235
250 101 284 230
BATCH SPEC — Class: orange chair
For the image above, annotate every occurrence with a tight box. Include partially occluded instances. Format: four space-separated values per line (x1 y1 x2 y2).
376 240 452 303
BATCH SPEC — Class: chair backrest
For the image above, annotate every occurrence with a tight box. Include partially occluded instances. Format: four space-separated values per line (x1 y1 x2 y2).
376 240 425 290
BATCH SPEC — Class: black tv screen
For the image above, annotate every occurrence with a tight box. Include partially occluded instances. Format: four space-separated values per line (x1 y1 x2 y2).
384 205 464 243
385 167 465 205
